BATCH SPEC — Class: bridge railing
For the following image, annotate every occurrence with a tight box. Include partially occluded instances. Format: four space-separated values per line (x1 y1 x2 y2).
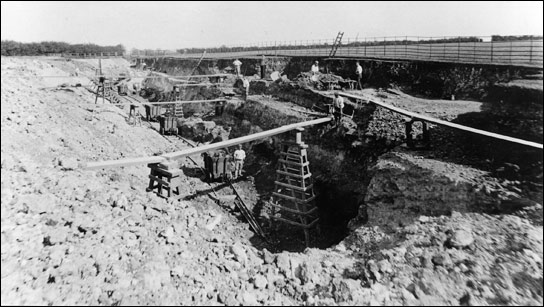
61 52 125 58
132 35 543 67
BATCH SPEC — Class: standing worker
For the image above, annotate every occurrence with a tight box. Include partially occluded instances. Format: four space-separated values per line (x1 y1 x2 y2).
242 77 250 101
233 144 246 179
331 92 344 125
355 61 363 90
233 58 242 78
260 55 267 79
311 60 320 75
132 82 141 95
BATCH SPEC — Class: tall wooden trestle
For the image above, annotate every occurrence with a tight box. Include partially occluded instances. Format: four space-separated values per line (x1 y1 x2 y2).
270 127 319 246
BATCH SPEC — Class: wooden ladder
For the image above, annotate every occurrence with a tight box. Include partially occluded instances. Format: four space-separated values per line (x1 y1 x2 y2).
329 31 344 58
187 50 207 78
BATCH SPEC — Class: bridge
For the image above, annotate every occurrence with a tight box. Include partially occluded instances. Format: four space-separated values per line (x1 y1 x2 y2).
132 36 543 68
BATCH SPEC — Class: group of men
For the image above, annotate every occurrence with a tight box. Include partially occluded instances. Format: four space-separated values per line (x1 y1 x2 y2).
309 60 363 125
217 58 363 178
203 144 246 181
233 55 270 101
310 60 363 90
233 55 267 79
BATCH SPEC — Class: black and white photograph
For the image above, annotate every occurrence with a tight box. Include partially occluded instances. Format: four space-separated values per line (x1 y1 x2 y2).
1 1 543 305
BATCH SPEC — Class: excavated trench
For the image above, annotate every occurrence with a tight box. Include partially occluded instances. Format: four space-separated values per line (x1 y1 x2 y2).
142 56 543 251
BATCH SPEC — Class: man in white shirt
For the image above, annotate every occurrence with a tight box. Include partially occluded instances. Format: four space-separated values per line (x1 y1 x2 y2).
233 144 246 179
242 78 250 100
331 92 344 124
311 60 319 75
233 59 242 77
355 61 363 90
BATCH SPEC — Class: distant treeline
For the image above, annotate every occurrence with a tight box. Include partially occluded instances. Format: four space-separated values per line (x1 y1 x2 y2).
491 35 543 42
130 49 169 56
168 35 543 55
1 40 126 56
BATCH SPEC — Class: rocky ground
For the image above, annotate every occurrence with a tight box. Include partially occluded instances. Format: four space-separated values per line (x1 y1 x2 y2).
1 56 542 305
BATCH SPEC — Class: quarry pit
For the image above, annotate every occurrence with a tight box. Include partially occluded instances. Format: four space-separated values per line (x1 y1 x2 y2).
1 55 543 306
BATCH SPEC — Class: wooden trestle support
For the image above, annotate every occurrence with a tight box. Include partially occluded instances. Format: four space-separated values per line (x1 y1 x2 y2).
94 77 115 104
146 161 184 200
269 127 319 247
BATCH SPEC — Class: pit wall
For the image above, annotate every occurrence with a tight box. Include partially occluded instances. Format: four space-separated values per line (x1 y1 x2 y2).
139 57 289 79
142 56 539 99
352 150 507 230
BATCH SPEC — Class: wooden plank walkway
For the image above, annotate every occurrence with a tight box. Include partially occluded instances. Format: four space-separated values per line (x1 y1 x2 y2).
338 92 543 149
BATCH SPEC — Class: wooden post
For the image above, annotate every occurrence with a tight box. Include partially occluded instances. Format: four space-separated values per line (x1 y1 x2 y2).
417 37 420 59
530 38 533 63
395 36 399 57
509 40 513 64
429 37 432 59
457 37 460 62
473 40 476 62
405 36 408 59
490 39 493 63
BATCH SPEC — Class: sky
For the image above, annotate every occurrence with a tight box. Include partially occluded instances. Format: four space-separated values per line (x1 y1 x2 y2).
1 1 542 51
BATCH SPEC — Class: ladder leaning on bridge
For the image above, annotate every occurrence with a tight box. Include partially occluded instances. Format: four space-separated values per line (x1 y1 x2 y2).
328 31 344 58
187 50 207 78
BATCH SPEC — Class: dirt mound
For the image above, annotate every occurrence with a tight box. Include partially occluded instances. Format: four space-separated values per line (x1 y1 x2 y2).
179 117 231 143
294 72 345 90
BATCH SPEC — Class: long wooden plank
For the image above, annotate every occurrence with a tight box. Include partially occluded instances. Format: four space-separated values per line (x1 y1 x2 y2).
338 92 543 149
84 117 332 169
108 98 227 106
151 73 231 78
82 98 227 107
36 73 231 79
86 156 165 170
172 83 218 86
147 72 231 81
161 117 332 160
